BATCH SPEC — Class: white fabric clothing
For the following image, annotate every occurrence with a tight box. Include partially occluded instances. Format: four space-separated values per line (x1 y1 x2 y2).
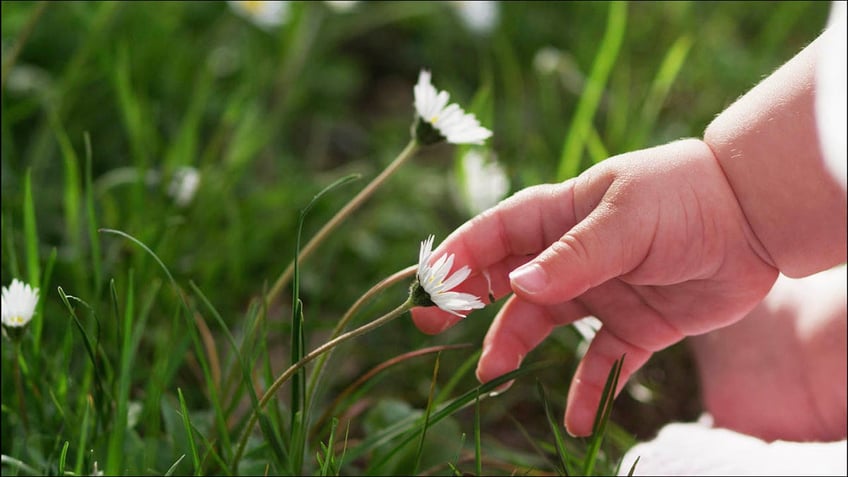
619 416 848 476
816 1 848 190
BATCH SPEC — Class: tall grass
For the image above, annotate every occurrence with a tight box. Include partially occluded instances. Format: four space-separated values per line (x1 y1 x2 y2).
1 1 830 475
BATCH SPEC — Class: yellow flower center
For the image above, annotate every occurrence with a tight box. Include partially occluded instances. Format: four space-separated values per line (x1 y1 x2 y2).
242 1 264 15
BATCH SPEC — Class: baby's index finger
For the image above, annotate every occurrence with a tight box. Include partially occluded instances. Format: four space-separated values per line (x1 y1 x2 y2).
439 181 580 270
410 182 580 334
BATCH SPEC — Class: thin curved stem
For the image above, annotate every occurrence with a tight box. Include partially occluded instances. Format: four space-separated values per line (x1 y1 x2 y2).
305 264 417 402
311 343 470 439
231 297 414 472
265 139 420 305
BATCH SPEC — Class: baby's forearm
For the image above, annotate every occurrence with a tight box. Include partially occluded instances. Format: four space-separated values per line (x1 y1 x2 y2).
704 29 847 277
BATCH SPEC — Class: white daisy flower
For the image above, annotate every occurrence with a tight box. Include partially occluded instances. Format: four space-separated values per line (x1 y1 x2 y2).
228 1 290 29
168 166 201 207
450 1 499 35
573 316 601 358
412 70 493 146
324 0 358 13
1 279 39 329
457 148 510 215
411 235 485 318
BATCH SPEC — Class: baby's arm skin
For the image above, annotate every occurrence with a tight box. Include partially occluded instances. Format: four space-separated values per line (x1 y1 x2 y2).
705 26 846 277
410 29 847 437
690 267 847 442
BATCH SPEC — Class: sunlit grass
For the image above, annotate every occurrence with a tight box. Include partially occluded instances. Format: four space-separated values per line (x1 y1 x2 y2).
1 1 829 475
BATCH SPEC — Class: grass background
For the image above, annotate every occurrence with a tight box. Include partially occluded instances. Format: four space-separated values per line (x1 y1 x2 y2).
1 1 831 475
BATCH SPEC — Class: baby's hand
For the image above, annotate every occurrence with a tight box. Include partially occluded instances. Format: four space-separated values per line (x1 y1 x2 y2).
411 138 778 436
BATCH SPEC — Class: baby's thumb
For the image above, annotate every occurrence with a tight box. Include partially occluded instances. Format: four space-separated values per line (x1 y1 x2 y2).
508 204 635 304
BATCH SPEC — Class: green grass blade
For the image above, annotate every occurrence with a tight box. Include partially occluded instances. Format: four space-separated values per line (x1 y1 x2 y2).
557 1 627 181
290 296 306 458
627 34 693 150
505 411 561 471
177 388 201 474
1 213 21 279
317 417 339 476
311 344 469 440
434 348 481 406
626 455 640 476
174 391 231 475
109 278 122 357
587 126 611 165
350 360 554 465
164 454 186 477
537 380 571 476
474 392 482 477
412 352 440 475
582 354 625 476
0 455 40 475
23 167 40 294
218 297 259 417
112 42 151 172
73 395 92 475
289 173 361 474
54 2 119 117
105 270 135 475
188 281 288 473
57 441 69 476
56 287 110 413
194 427 231 475
50 112 81 265
98 228 233 460
163 67 212 171
305 265 417 428
33 246 56 356
83 132 102 293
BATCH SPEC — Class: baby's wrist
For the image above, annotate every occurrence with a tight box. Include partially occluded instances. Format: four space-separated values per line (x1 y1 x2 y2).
703 32 847 276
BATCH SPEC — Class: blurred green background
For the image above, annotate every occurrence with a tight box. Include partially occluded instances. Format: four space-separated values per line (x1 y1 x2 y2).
1 1 831 475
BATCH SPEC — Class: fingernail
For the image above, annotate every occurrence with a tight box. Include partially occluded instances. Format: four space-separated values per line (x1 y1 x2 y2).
509 263 548 295
564 395 593 437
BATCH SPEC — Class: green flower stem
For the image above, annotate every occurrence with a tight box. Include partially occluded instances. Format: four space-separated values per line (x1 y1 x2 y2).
14 342 29 431
231 296 415 472
266 139 420 306
305 264 417 403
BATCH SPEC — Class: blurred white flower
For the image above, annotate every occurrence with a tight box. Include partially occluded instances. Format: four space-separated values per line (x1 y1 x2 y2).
228 1 290 29
168 166 201 207
573 316 601 358
324 0 358 13
5 64 52 97
458 148 509 215
450 1 499 34
533 46 586 95
1 279 39 329
533 46 563 75
412 235 485 318
413 70 493 145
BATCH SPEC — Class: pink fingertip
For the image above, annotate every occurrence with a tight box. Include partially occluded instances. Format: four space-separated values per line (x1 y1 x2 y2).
564 399 594 437
410 308 455 335
509 263 549 295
